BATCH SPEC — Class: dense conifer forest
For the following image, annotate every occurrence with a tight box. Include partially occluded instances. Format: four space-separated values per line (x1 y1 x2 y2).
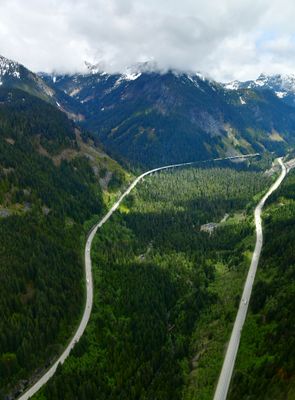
229 169 295 399
0 88 105 398
33 165 272 400
1 87 291 399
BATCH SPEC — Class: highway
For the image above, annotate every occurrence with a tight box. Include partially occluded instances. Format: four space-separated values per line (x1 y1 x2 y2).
18 152 259 400
213 157 287 400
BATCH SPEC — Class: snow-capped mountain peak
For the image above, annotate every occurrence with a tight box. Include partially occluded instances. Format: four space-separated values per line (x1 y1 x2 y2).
0 55 21 83
84 61 109 76
82 60 213 90
224 72 295 105
226 73 295 92
253 73 295 92
224 80 241 90
253 73 268 87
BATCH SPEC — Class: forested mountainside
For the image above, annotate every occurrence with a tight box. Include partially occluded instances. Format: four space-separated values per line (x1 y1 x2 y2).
0 87 126 399
33 164 273 400
42 67 295 168
229 169 295 400
2 54 295 169
0 55 83 121
1 53 295 400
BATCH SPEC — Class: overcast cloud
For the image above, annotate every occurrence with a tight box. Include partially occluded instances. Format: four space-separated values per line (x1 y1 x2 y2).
1 0 295 81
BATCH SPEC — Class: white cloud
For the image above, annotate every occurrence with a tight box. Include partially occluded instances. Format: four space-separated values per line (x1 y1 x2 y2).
0 0 295 81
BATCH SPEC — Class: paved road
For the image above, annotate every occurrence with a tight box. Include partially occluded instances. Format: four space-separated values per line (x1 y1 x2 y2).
213 157 287 400
285 157 295 172
18 153 259 400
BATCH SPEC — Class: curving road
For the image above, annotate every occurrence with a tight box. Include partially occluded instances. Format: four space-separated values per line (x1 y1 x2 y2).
213 157 287 400
18 153 259 400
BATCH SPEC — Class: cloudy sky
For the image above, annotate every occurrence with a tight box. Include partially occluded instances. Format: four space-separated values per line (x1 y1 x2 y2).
1 0 295 81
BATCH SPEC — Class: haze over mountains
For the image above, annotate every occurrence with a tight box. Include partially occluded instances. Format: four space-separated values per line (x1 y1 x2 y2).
1 54 295 168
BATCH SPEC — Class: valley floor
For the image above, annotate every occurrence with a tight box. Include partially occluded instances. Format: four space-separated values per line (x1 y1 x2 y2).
31 162 274 400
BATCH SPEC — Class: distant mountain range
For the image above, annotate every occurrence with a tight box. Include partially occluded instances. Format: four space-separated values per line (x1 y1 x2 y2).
225 73 295 107
1 54 295 168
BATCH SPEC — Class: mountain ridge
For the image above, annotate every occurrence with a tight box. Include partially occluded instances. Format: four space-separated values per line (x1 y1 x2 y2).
225 73 295 106
42 67 295 168
1 54 295 169
0 54 84 121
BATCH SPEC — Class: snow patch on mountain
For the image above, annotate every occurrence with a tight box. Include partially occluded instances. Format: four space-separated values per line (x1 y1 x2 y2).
225 73 295 95
239 96 246 105
124 71 142 81
224 80 240 90
84 61 108 76
275 91 287 98
186 74 200 87
0 55 21 80
253 74 267 87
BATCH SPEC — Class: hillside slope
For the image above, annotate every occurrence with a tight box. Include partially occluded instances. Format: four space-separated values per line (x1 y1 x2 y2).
43 67 295 168
31 164 272 400
2 55 295 169
229 168 295 399
0 55 83 121
0 87 126 399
